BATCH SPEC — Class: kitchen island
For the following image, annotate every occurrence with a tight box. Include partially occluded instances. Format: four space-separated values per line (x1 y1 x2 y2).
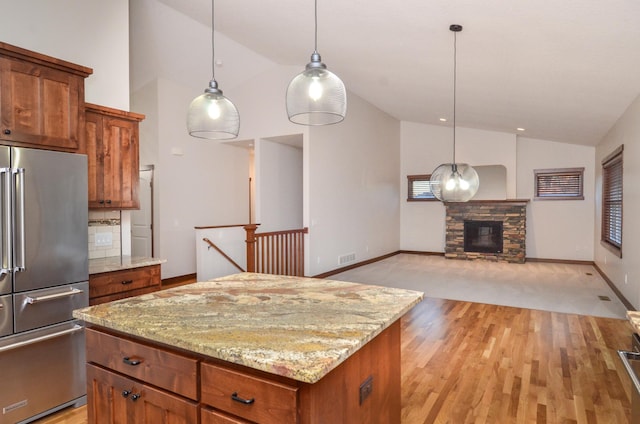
73 272 423 423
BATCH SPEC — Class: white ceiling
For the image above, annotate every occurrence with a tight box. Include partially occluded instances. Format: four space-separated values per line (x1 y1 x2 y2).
158 0 640 146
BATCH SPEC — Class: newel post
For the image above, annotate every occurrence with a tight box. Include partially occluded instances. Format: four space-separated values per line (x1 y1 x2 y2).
244 224 259 273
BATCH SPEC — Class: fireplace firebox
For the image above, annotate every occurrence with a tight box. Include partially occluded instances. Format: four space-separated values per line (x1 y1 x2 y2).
464 220 503 254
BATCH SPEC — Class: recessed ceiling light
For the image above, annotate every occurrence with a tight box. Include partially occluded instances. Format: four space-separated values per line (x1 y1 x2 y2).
517 127 525 131
439 118 447 122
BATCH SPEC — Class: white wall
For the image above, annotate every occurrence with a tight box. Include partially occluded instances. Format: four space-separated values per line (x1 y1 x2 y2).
400 122 595 261
256 139 303 232
400 122 517 251
517 137 595 261
595 94 640 309
0 0 130 110
308 93 401 276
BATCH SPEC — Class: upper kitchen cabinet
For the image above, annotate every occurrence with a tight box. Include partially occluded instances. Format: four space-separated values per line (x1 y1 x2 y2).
83 103 145 210
0 41 92 151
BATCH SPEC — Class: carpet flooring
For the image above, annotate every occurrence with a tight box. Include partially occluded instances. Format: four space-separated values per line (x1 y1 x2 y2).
330 253 629 319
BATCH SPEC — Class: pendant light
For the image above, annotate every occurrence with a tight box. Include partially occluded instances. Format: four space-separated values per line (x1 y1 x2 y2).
286 0 347 125
430 25 479 202
187 0 240 139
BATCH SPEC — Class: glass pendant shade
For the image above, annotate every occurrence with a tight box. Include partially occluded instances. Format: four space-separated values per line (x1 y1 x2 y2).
286 52 347 125
430 163 479 202
187 79 240 140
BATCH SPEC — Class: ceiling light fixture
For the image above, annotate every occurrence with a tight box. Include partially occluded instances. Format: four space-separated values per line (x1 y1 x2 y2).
430 25 479 202
187 0 239 139
285 0 347 125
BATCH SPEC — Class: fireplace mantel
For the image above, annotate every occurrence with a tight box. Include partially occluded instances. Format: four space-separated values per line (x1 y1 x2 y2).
445 199 530 206
445 200 528 263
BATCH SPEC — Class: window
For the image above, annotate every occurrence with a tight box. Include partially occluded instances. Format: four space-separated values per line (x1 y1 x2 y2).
407 174 436 201
533 168 584 200
601 145 623 257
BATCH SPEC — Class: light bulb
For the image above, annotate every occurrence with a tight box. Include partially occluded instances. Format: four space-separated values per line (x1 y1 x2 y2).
308 78 323 101
445 176 457 191
459 179 470 190
207 101 222 120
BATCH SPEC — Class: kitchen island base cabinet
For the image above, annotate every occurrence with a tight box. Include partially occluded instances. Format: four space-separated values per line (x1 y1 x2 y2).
84 320 401 424
86 364 198 424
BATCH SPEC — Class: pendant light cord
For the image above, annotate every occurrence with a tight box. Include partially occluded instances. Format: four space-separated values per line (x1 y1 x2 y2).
211 0 216 80
452 29 457 165
314 0 318 54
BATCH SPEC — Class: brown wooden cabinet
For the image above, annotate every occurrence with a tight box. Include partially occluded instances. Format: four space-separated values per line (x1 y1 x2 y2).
82 103 144 210
89 264 161 305
87 365 198 424
84 320 401 423
0 41 92 151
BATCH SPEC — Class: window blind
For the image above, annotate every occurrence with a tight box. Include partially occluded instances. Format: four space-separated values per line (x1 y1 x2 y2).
602 146 623 254
407 175 435 201
534 168 584 200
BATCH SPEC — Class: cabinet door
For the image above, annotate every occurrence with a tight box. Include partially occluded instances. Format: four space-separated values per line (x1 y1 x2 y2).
103 116 139 209
0 56 83 150
87 364 198 424
84 111 105 208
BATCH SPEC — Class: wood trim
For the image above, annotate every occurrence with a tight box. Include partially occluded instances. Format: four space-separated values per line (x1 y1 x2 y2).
313 252 400 279
398 250 445 257
524 257 595 265
0 41 93 76
162 273 197 288
444 199 530 205
195 223 258 230
85 102 145 121
593 263 635 311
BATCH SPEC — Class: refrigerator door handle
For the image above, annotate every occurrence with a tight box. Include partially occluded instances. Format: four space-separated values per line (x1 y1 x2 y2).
0 167 11 277
25 288 84 304
12 167 25 273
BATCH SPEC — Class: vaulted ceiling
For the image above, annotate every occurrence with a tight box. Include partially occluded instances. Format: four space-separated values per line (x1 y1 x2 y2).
158 0 640 146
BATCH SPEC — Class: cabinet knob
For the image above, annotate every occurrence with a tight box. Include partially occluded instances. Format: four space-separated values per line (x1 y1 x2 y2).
3 129 10 135
99 200 105 204
122 389 132 398
106 199 112 204
123 356 142 366
130 393 141 402
121 280 133 285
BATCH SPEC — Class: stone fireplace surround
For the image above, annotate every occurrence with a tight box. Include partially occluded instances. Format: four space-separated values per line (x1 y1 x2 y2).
445 199 529 263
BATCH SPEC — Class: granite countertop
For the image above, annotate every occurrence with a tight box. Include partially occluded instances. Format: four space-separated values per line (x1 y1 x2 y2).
89 255 166 275
628 311 640 332
73 272 424 384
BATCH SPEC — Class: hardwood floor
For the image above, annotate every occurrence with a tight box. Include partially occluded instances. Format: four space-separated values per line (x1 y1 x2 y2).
37 298 634 423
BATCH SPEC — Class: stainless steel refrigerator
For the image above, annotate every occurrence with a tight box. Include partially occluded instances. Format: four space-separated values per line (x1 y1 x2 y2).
0 147 88 423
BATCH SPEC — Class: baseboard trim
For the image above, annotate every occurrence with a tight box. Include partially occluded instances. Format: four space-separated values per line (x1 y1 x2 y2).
313 252 400 279
162 273 197 288
398 250 445 257
593 263 635 311
525 257 595 266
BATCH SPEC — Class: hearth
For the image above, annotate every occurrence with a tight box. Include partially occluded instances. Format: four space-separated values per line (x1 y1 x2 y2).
464 220 503 254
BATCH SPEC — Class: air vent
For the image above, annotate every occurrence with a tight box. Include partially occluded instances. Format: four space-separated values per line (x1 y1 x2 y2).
338 253 356 265
598 295 611 301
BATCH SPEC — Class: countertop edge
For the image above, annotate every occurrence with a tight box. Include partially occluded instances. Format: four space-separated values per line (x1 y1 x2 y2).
89 256 166 275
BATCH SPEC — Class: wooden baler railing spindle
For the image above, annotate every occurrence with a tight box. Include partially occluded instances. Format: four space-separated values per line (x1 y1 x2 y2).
244 225 308 276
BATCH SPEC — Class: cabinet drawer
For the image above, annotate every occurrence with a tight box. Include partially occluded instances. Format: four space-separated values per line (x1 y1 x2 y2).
89 265 160 299
86 328 198 400
201 362 298 424
202 408 251 424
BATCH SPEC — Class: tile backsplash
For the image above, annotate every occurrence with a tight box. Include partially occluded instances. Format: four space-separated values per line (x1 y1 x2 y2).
88 211 121 259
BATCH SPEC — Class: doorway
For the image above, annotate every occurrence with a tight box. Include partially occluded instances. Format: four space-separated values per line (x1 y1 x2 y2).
131 165 154 257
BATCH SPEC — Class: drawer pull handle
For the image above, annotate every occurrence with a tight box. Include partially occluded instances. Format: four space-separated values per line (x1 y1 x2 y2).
231 392 255 405
122 389 132 398
121 280 134 285
123 357 141 366
130 393 141 401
